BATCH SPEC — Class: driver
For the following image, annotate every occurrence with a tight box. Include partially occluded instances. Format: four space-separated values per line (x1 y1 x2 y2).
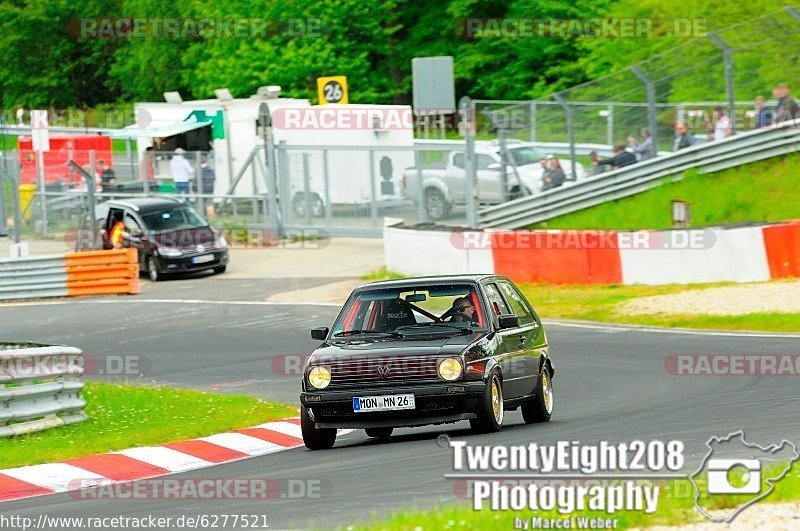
449 296 477 324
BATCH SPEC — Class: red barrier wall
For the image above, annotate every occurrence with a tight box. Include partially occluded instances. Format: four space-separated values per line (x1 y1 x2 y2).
763 222 800 279
490 231 623 284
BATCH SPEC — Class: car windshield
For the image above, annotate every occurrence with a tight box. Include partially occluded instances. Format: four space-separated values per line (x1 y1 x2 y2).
509 147 542 166
332 284 486 337
141 207 208 231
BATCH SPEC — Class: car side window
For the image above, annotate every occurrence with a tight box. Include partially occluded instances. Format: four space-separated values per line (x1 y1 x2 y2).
483 283 511 317
452 153 465 169
477 154 495 170
498 281 534 326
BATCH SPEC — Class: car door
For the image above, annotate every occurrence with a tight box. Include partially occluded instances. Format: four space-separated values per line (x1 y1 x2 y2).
121 211 145 255
475 154 504 204
447 152 467 203
482 281 526 399
497 280 543 398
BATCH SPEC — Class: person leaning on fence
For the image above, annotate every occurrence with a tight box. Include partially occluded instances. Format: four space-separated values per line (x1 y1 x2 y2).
541 155 566 191
97 160 116 190
754 96 773 128
773 83 800 123
170 147 193 198
588 151 605 176
597 144 637 170
627 128 653 160
713 108 732 141
673 122 695 151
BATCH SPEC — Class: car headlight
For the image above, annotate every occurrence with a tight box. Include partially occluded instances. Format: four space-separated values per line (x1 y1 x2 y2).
159 247 183 257
438 358 462 381
307 366 331 389
214 236 228 249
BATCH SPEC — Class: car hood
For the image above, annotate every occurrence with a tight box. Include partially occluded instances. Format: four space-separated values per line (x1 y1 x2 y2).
149 227 216 248
311 331 487 362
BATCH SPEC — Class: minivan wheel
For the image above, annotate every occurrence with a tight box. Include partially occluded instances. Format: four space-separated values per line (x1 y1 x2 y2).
147 256 162 282
301 406 337 450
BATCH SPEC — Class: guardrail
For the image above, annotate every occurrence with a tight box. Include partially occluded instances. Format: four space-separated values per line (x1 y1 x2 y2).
0 343 87 437
479 119 800 228
0 248 140 301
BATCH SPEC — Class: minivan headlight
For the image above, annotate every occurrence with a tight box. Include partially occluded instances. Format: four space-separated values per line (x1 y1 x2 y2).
159 247 183 257
438 358 462 381
308 366 331 389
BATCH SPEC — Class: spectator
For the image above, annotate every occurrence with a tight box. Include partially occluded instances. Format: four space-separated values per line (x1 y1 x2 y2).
541 156 566 191
754 96 772 128
140 146 156 182
81 164 102 192
200 154 216 194
673 122 695 151
774 83 799 123
598 143 637 170
588 151 605 175
97 160 116 189
713 107 731 141
628 128 654 160
539 157 552 189
169 147 193 199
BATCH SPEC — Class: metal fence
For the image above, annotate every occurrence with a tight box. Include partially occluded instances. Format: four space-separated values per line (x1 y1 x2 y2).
473 7 800 177
0 343 87 437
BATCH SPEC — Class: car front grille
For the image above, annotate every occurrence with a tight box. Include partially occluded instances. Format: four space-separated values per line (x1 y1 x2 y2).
321 356 444 389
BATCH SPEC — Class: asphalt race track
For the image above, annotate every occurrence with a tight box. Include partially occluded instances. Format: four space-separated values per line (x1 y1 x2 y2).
1 278 799 529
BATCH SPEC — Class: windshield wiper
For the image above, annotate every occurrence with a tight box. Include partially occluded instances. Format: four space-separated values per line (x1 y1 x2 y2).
333 329 403 338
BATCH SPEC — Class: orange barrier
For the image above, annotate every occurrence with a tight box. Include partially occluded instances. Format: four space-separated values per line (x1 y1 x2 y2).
64 248 140 297
763 222 800 279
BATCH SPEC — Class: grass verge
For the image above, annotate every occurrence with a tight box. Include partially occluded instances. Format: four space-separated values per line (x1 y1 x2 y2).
361 266 406 281
532 152 800 230
0 382 296 469
517 283 800 333
356 465 800 530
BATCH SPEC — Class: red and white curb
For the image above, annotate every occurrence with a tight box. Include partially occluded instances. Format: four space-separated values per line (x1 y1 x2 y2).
0 418 349 503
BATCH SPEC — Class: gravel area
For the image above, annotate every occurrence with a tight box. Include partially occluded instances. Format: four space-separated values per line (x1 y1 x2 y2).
620 281 800 316
637 502 800 530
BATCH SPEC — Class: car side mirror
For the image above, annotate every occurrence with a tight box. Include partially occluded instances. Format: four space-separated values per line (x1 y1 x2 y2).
487 162 501 171
311 327 329 340
498 315 519 329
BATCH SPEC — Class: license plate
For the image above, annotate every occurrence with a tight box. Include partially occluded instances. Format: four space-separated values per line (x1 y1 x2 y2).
353 394 415 413
192 254 214 264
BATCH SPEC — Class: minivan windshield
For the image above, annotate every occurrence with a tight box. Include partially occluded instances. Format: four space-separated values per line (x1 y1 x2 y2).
141 207 208 231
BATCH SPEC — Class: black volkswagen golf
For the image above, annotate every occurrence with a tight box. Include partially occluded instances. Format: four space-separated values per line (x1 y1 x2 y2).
300 275 554 449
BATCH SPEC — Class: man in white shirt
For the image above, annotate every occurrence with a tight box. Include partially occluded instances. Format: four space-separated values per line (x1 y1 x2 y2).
169 147 194 199
713 108 731 141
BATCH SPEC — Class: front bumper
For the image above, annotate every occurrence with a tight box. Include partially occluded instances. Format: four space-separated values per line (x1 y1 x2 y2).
156 250 228 274
300 381 486 429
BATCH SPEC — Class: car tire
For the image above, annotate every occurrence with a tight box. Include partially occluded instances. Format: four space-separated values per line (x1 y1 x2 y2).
424 188 450 221
365 427 393 439
147 256 162 282
213 266 226 274
301 406 336 450
470 372 504 434
521 369 553 423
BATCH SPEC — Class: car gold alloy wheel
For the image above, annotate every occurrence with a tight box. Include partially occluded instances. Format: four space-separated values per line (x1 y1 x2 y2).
542 371 553 414
491 378 503 424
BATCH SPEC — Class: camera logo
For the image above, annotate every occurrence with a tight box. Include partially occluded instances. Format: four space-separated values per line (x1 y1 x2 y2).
690 431 798 523
706 458 761 494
